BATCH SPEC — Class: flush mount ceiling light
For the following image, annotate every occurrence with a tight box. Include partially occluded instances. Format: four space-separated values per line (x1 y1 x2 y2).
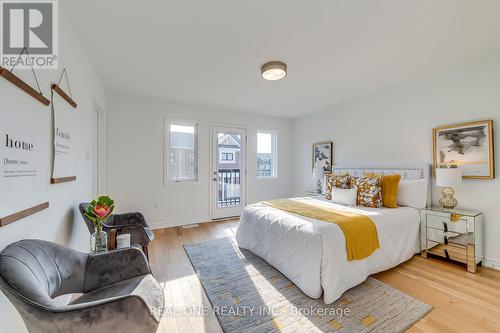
261 61 287 81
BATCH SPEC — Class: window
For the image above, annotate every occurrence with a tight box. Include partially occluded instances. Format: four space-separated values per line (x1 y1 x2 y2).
220 152 234 161
166 121 198 182
169 149 176 163
257 130 277 178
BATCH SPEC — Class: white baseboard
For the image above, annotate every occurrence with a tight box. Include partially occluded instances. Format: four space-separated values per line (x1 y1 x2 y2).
151 215 241 230
151 217 211 230
482 257 500 271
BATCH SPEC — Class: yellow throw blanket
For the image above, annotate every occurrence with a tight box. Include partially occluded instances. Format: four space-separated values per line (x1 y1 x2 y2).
262 199 380 261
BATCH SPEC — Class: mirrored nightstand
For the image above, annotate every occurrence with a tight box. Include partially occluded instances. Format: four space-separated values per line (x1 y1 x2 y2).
420 207 483 273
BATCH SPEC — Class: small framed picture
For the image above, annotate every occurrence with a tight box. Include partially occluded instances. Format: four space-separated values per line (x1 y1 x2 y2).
433 120 494 179
312 141 333 172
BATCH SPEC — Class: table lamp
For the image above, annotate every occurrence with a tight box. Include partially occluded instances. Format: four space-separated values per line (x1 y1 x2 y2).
313 165 324 194
436 167 462 209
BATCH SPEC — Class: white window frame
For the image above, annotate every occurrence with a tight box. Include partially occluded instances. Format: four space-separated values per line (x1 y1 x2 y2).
256 129 278 179
164 118 199 184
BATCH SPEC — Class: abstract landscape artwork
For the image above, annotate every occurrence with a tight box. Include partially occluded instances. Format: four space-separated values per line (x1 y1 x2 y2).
312 141 333 172
433 120 494 179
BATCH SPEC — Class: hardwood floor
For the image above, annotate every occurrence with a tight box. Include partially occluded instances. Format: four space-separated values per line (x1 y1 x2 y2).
150 219 500 333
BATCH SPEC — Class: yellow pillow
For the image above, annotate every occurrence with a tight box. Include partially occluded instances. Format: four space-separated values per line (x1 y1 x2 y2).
365 173 401 208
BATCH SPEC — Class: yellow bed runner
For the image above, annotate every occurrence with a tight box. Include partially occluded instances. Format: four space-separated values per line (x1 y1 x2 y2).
262 199 380 261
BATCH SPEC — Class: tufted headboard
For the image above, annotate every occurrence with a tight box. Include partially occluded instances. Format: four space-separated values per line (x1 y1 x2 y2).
331 165 432 208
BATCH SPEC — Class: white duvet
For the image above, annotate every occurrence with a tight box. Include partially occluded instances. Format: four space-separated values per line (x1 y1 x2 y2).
235 197 421 304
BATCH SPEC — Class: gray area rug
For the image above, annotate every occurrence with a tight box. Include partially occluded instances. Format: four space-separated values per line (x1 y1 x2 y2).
184 237 432 333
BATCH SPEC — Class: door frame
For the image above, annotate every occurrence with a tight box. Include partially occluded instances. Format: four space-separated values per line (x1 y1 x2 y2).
210 123 247 220
92 102 106 197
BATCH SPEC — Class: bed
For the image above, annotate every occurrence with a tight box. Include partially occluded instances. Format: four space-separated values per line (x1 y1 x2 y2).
235 166 431 304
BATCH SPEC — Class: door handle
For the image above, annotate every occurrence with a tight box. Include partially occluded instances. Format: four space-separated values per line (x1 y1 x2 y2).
213 178 218 181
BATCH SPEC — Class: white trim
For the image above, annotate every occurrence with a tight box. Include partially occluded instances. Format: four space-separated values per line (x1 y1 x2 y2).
482 257 500 271
93 101 106 196
92 105 99 197
151 215 241 230
151 216 211 230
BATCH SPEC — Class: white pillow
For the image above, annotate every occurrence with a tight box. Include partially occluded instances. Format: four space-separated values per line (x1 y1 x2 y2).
397 179 428 209
330 187 357 206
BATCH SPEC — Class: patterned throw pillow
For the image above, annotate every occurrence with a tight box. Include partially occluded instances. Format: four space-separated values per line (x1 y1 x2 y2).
324 174 351 200
351 176 383 208
364 173 401 208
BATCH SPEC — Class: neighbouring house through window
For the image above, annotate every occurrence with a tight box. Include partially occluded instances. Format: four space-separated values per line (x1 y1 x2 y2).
220 152 234 161
257 130 277 178
166 121 198 182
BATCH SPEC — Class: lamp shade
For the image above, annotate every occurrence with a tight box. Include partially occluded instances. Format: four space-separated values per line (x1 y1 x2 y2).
313 165 324 181
436 168 462 187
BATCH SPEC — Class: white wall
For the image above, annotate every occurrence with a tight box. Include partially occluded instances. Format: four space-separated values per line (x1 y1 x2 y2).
293 52 500 268
106 93 293 228
0 9 106 333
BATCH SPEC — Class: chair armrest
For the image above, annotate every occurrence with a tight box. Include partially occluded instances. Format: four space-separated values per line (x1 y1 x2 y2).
105 223 154 244
83 247 151 292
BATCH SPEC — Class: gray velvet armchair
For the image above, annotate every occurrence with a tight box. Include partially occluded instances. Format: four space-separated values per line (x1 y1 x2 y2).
0 239 164 333
79 203 155 258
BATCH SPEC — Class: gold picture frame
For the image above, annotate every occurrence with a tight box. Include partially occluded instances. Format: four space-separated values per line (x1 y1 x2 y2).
312 141 333 172
433 120 494 179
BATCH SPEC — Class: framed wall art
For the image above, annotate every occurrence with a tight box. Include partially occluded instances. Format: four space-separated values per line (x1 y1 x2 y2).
433 120 494 179
0 67 50 226
312 141 333 172
51 69 78 184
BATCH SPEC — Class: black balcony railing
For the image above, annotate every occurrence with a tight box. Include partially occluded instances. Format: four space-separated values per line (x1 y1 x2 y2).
218 169 241 207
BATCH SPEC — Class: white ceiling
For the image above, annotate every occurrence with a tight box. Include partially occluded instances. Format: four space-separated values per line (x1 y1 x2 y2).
62 0 500 118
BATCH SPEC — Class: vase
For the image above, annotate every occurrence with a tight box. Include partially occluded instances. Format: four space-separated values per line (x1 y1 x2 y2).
90 227 108 253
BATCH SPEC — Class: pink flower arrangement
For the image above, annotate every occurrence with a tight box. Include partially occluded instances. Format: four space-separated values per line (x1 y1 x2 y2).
84 196 115 230
93 204 112 220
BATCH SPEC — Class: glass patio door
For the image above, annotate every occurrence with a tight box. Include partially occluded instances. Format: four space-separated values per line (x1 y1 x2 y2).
211 126 246 219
